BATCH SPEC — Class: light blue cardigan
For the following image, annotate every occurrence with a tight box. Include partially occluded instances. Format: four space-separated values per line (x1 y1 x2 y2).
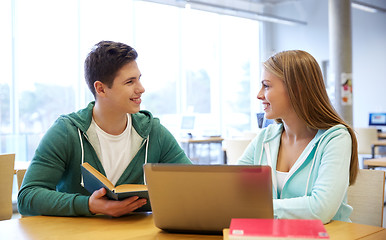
238 123 353 224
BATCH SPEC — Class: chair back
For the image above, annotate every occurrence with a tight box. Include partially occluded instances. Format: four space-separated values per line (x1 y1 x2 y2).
347 169 385 227
355 127 379 155
0 153 15 221
241 131 258 140
16 169 27 191
223 139 252 165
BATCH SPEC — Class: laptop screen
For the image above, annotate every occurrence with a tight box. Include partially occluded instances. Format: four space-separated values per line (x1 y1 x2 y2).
144 164 273 234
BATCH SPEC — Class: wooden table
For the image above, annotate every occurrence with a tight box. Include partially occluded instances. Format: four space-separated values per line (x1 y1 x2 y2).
179 137 224 144
1 214 385 240
364 157 386 169
378 132 386 139
323 220 386 240
371 140 386 158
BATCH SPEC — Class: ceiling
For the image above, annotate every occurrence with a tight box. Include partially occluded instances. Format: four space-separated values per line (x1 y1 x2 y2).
214 0 386 9
142 0 386 25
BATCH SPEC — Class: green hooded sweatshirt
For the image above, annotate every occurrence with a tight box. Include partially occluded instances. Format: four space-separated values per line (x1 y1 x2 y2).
18 102 192 216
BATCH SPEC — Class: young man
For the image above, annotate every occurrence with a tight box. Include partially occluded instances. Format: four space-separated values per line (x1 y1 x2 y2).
18 41 192 217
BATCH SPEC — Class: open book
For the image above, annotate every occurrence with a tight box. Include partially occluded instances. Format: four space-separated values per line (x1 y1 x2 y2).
81 162 151 212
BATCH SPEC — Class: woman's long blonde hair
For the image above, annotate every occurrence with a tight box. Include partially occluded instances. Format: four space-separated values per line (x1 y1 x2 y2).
263 50 358 185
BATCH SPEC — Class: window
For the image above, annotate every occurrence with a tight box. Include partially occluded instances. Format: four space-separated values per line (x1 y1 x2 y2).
133 1 180 115
11 0 79 161
1 0 260 163
134 3 261 137
219 15 260 136
0 0 12 136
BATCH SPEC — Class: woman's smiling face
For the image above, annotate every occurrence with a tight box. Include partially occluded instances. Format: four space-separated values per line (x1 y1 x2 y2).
257 69 293 120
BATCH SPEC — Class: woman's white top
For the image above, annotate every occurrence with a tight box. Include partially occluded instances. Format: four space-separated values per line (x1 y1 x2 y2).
276 170 289 195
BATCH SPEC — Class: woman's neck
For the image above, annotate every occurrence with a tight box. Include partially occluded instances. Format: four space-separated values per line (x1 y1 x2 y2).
281 117 317 143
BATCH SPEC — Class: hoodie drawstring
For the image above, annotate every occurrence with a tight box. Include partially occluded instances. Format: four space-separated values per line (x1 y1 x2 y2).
262 135 326 197
143 135 149 185
263 142 278 194
78 128 85 187
304 135 325 196
258 143 264 165
78 127 150 187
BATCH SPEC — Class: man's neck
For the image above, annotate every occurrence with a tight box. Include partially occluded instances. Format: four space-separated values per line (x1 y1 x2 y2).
92 102 128 135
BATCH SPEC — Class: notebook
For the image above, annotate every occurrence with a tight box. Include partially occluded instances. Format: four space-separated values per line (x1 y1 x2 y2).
143 164 273 234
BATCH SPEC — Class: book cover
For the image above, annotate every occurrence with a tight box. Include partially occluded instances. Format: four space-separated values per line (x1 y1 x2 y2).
229 218 329 239
81 162 151 212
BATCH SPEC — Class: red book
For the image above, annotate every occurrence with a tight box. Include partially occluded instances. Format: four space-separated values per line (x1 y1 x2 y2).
229 218 329 239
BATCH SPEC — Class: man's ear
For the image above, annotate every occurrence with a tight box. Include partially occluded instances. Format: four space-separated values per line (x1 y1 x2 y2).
94 81 106 97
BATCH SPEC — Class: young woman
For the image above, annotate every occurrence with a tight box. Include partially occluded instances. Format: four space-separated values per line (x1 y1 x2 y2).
238 50 358 224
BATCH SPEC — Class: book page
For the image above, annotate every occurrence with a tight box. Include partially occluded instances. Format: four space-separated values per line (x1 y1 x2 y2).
82 162 115 190
114 184 148 193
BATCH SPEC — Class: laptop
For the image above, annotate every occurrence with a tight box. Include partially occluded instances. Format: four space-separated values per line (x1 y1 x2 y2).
143 164 273 234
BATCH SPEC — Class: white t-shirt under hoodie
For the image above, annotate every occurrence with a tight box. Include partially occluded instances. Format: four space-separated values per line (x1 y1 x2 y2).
90 115 132 186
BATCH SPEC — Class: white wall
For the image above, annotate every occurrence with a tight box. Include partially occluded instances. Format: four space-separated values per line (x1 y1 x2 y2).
261 0 386 128
352 8 386 127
